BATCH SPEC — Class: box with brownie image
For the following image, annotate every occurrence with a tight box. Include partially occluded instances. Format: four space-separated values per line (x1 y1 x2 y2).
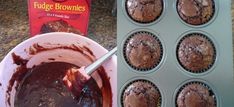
28 0 91 36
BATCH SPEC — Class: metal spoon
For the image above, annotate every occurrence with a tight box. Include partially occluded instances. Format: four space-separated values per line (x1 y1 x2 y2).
63 47 117 97
86 46 117 75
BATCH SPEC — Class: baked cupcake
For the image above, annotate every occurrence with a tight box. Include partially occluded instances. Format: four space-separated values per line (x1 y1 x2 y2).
122 80 161 107
176 82 216 107
177 0 215 25
126 0 163 23
124 31 162 71
177 33 215 73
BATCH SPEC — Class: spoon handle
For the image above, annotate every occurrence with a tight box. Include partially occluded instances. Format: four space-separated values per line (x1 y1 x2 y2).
86 47 117 75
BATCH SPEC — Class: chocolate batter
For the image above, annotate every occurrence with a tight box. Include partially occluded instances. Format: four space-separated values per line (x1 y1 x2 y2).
8 44 112 107
14 62 102 107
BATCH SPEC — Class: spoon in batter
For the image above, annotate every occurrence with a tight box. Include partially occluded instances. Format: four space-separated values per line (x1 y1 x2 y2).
63 47 117 97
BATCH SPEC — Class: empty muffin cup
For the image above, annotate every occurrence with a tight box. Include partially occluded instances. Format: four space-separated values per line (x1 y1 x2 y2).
176 33 216 73
121 79 161 107
176 0 215 25
125 0 164 24
123 31 163 71
176 81 217 107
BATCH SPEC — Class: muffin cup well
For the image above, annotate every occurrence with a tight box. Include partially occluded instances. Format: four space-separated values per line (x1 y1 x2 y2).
121 79 162 107
175 81 217 107
176 32 216 73
176 0 216 26
122 0 166 26
123 31 163 72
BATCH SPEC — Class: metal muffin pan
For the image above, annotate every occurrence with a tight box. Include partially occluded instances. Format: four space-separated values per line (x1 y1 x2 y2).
117 0 234 106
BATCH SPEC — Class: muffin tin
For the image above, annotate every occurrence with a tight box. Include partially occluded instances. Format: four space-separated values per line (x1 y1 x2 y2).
117 0 234 106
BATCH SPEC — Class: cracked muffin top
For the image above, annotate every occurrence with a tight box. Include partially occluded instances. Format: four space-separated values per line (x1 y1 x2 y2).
177 83 216 107
125 32 162 70
122 80 161 107
126 0 163 23
177 0 215 25
177 34 215 73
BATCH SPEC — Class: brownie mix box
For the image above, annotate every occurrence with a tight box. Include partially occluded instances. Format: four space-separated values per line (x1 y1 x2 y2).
28 0 91 36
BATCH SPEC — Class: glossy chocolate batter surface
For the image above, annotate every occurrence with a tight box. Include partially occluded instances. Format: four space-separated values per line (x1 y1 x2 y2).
14 62 102 107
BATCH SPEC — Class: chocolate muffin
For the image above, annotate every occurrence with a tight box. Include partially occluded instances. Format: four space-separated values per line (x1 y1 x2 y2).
126 0 163 23
177 0 215 25
122 80 161 107
176 82 216 107
177 33 215 73
124 32 162 70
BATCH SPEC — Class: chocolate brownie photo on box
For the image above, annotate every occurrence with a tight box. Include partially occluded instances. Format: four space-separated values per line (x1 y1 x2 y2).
40 19 83 35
